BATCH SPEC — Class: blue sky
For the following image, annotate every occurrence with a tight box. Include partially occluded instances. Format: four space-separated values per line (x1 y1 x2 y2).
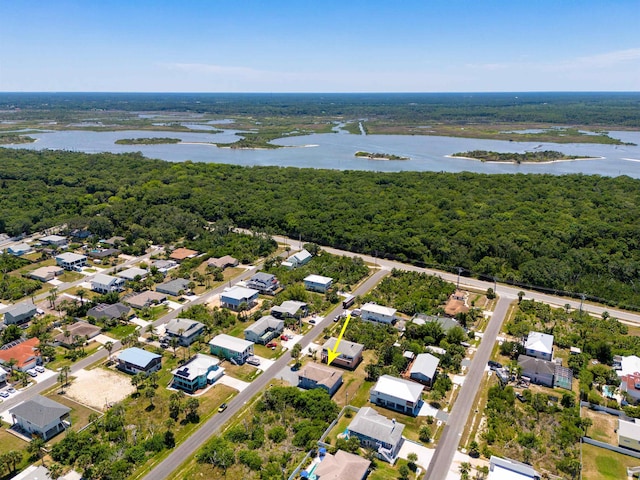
1 0 639 92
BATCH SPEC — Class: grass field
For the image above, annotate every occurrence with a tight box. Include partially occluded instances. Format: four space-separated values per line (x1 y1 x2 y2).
582 407 617 444
582 443 640 480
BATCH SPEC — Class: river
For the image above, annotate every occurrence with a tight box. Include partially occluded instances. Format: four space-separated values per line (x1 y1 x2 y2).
4 128 640 178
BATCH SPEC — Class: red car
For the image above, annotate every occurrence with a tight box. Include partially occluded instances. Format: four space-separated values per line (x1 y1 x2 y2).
280 335 288 340
266 342 277 348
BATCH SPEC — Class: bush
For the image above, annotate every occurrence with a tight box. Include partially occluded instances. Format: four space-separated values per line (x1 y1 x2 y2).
267 426 287 443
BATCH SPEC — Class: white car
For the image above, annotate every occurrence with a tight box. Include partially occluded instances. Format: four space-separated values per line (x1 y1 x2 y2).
27 369 38 377
35 366 45 373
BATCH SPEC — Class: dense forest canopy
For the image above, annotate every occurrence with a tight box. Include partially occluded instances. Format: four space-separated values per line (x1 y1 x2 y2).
2 148 640 308
1 92 640 126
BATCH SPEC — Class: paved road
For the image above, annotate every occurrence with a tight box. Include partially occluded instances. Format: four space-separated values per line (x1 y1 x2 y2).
141 268 389 480
424 296 511 480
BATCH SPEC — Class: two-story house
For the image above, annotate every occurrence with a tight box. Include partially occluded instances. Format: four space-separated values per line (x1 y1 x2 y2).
321 338 364 369
361 303 397 325
244 315 284 345
164 318 206 347
246 272 280 295
347 407 405 463
525 332 554 361
91 273 125 294
370 374 423 416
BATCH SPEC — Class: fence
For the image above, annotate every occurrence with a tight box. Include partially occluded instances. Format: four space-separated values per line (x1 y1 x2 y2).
582 437 640 459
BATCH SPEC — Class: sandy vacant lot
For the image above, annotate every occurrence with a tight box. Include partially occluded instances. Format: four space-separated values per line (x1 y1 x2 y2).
65 367 135 411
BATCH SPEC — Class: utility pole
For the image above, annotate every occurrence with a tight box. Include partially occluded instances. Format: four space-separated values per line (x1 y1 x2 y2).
456 267 463 290
579 293 585 315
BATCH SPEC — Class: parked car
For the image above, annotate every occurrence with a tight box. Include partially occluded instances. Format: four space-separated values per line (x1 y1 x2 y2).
280 335 288 340
26 369 38 378
218 403 228 412
247 356 261 366
266 342 277 348
309 319 316 324
7 387 16 394
488 360 502 370
0 391 9 398
35 366 45 373
352 308 362 317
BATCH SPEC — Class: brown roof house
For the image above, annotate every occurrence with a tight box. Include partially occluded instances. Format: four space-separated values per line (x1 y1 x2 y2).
54 321 102 348
313 450 371 480
207 255 238 270
444 290 469 317
297 363 343 397
169 248 198 262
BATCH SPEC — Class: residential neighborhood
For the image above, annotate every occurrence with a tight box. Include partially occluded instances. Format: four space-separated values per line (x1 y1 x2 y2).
0 228 636 480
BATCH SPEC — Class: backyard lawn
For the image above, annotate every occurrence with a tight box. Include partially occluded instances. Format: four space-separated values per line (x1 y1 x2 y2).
582 443 640 480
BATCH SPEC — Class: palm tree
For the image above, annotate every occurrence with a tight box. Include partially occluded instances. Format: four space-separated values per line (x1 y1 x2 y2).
76 288 86 306
5 358 17 375
104 341 114 360
145 387 156 408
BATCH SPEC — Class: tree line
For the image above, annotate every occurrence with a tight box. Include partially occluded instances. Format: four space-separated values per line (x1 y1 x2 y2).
2 148 640 308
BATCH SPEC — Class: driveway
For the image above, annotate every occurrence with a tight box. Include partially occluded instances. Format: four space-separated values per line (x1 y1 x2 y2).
274 365 299 387
217 375 250 392
399 439 434 469
252 355 276 372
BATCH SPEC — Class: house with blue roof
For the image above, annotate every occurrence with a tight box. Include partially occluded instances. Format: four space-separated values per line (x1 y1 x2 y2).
117 347 162 375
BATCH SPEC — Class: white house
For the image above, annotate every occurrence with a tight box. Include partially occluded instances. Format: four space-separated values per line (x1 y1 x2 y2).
55 252 87 270
220 286 259 311
209 334 254 365
244 315 284 344
489 456 541 480
282 249 312 269
361 303 397 325
0 366 8 387
524 332 554 361
619 418 640 451
91 273 125 294
40 235 68 247
370 374 423 416
116 267 148 281
7 243 32 256
9 395 71 441
303 274 333 293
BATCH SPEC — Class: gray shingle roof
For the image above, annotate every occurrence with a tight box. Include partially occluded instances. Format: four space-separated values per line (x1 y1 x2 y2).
9 395 70 429
348 407 404 447
410 353 440 379
322 337 364 358
165 318 205 336
244 315 284 335
518 354 556 375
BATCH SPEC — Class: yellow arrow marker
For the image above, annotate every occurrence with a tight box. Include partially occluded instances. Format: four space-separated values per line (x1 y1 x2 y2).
327 313 351 365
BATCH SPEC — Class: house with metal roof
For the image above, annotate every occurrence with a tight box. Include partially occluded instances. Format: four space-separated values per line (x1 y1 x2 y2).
8 465 52 480
297 363 343 397
171 354 224 393
2 302 38 325
525 332 554 361
7 243 32 256
244 315 284 344
91 273 125 294
164 318 206 346
87 248 121 259
412 313 460 332
9 395 71 441
246 272 280 295
370 375 424 416
281 249 312 269
313 449 370 480
347 407 405 463
41 235 68 247
55 252 87 270
321 337 364 369
209 334 254 365
28 265 64 282
271 300 308 319
0 338 40 372
361 303 397 325
303 274 334 293
117 347 162 375
156 278 190 296
116 267 148 281
220 286 259 311
409 353 440 386
489 455 541 480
